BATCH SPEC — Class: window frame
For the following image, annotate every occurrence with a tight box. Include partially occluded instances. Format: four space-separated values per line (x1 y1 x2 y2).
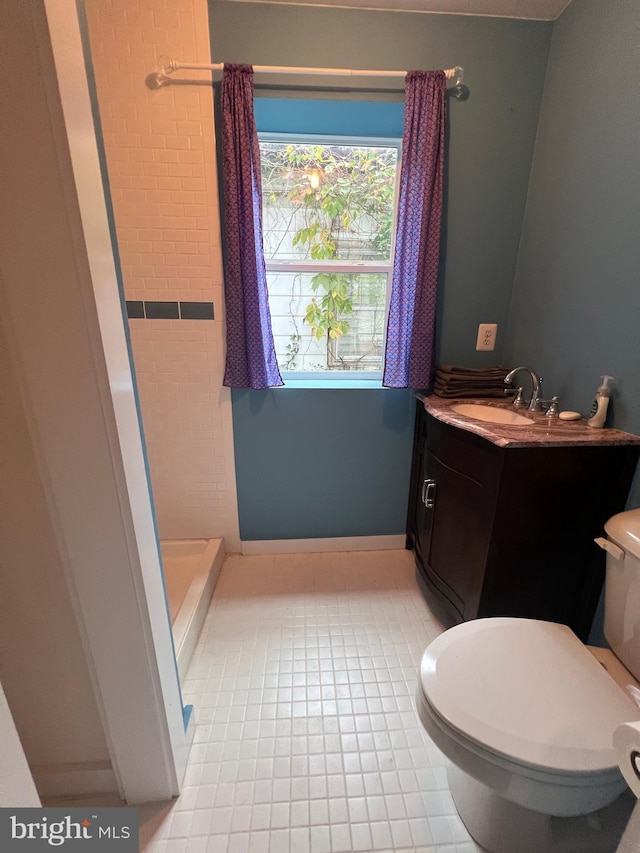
258 131 402 383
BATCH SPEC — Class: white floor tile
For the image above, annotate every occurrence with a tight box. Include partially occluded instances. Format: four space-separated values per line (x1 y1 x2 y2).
59 549 483 852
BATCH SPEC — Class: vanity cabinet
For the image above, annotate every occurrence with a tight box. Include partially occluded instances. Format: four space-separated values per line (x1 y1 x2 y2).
406 401 640 641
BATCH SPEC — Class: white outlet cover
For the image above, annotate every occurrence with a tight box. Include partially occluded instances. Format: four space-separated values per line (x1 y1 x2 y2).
476 323 497 351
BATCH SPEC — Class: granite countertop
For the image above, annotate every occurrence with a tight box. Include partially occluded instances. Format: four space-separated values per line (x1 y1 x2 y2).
421 395 640 449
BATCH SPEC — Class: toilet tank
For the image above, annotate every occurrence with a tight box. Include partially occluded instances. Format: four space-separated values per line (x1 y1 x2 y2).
602 508 640 681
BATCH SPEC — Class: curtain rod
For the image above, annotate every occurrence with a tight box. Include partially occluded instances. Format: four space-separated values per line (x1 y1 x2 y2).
146 57 469 99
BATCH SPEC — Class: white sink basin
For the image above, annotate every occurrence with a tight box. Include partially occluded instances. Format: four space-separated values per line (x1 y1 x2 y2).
451 403 534 426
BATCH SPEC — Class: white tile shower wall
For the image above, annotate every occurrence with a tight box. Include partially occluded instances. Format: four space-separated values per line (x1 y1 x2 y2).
85 0 240 549
131 320 238 541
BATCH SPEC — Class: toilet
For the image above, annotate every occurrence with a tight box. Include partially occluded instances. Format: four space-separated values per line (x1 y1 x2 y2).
416 508 640 853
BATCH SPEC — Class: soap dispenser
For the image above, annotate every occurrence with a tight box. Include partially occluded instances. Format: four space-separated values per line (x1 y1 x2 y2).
587 375 614 428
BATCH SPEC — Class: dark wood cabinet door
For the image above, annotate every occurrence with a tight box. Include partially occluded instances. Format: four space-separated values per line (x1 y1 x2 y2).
423 445 494 619
412 459 434 581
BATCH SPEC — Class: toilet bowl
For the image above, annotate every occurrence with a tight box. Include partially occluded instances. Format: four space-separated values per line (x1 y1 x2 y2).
417 617 639 852
416 508 640 851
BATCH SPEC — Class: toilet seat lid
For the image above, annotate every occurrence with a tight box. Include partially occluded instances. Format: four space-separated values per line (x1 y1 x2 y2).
420 618 639 774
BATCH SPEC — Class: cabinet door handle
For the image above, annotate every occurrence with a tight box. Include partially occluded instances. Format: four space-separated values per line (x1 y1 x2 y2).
422 479 437 508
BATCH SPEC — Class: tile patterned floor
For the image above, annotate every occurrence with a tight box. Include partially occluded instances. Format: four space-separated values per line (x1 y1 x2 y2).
139 549 481 853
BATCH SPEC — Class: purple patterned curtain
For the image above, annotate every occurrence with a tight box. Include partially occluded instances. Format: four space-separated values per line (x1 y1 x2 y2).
383 70 446 389
221 65 283 388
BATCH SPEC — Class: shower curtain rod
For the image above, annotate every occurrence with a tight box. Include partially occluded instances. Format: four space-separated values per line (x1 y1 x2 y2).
146 57 468 98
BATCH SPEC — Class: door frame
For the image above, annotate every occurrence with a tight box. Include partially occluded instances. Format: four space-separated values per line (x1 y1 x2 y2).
0 0 190 803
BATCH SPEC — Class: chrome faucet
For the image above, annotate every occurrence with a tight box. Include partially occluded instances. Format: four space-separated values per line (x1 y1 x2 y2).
504 366 543 412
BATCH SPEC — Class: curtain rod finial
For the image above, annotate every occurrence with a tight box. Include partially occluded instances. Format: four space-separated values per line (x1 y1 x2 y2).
451 83 469 101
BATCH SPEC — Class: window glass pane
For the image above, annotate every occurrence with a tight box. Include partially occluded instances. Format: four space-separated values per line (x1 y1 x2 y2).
267 271 388 372
260 142 398 263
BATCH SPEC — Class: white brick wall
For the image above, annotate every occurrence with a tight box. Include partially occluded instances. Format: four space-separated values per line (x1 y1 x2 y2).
85 0 239 548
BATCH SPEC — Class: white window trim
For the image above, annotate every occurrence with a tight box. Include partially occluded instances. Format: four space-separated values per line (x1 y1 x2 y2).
259 132 402 384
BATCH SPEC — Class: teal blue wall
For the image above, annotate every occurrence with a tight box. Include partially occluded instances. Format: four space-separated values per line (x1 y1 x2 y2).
502 0 640 643
231 389 415 539
212 3 552 365
211 2 553 541
504 0 640 507
234 98 412 542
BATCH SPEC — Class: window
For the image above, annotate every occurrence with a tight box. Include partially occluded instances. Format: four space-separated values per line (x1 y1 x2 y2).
259 135 401 377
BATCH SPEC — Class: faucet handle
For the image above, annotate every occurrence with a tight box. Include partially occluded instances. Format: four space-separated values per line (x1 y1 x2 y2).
512 387 525 408
545 396 560 418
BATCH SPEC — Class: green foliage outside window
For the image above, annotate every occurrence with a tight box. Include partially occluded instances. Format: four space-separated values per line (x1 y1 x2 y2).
261 141 398 370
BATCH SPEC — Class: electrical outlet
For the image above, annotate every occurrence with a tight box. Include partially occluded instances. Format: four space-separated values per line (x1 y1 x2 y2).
476 323 497 351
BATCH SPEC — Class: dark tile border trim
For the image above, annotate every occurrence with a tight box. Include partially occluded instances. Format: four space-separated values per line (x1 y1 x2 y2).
126 300 215 321
144 301 179 320
126 300 145 319
180 301 215 320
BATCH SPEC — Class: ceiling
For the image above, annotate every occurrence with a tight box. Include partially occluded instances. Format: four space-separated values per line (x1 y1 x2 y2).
221 0 573 21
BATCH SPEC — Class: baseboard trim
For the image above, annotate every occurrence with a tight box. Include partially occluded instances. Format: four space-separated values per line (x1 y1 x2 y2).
31 761 118 798
241 534 406 555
